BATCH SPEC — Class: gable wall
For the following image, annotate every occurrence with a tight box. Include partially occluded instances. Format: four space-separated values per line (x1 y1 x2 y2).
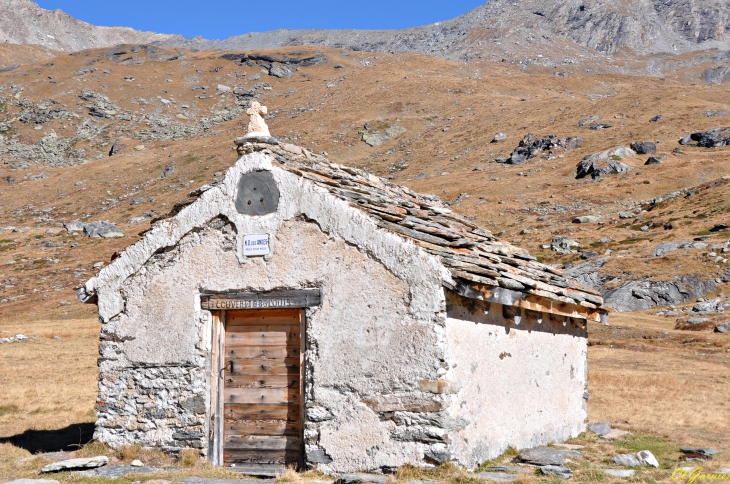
92 152 457 471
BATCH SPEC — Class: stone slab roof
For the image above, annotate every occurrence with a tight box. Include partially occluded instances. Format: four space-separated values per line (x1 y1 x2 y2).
162 139 606 323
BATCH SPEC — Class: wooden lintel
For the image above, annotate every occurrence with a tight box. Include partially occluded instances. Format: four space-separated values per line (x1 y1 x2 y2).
201 289 321 310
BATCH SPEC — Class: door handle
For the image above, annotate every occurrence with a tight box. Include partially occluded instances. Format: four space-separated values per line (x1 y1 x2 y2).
219 361 233 379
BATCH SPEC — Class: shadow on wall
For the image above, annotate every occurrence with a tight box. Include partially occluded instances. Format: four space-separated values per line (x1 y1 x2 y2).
0 422 95 454
445 290 588 338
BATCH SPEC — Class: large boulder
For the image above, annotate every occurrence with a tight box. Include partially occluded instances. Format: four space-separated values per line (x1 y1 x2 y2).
576 146 635 179
630 141 657 154
679 127 730 147
83 221 123 238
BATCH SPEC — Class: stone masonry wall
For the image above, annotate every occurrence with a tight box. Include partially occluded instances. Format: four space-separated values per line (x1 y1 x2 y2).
95 365 208 451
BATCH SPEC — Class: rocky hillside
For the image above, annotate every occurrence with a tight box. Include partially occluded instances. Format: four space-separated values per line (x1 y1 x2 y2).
0 0 181 51
0 44 728 319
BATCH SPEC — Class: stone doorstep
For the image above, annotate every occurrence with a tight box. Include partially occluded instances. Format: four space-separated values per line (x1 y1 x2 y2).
333 474 389 484
180 479 276 484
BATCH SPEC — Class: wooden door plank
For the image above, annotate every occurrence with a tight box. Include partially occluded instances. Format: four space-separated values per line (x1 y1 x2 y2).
224 375 298 389
226 333 300 347
224 420 299 436
226 316 299 325
226 347 300 359
227 308 300 319
225 403 300 420
226 390 300 405
224 435 300 450
226 359 300 376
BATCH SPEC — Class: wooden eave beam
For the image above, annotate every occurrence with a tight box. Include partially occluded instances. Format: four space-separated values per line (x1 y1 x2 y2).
451 280 608 324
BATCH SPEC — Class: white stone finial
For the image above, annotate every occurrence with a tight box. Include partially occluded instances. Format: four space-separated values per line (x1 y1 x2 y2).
246 101 270 136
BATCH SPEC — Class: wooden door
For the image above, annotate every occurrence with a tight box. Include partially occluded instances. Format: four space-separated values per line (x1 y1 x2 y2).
222 309 303 474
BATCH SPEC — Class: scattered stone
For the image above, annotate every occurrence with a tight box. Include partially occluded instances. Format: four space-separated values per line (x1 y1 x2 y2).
161 165 175 178
551 237 580 254
637 450 659 468
630 141 657 154
589 123 612 130
334 474 388 484
715 322 730 333
679 127 730 147
216 84 232 93
506 132 582 164
573 215 600 224
4 480 60 484
359 122 407 147
710 223 728 232
474 472 518 482
680 447 719 456
603 429 631 440
268 65 293 78
130 459 143 467
589 421 611 436
576 147 635 179
577 115 601 127
539 465 573 479
581 251 598 259
692 297 723 314
604 469 635 478
611 454 640 467
517 446 582 466
83 221 123 238
492 132 507 142
180 479 269 484
645 157 662 165
41 456 108 473
650 114 663 122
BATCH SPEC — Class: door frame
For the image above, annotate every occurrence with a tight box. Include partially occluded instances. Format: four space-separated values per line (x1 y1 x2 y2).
205 289 320 468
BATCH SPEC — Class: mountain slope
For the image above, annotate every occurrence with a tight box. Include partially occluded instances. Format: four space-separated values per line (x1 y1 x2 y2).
161 0 730 60
0 0 182 51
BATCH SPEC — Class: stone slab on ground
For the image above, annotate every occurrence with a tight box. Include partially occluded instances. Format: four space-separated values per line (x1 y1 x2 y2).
539 465 573 479
40 456 108 473
604 469 635 478
588 421 611 436
612 454 641 467
474 472 519 482
517 447 583 466
603 429 631 440
334 475 388 484
181 479 275 484
680 447 719 456
483 466 526 473
4 480 60 484
553 443 585 450
91 465 156 477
